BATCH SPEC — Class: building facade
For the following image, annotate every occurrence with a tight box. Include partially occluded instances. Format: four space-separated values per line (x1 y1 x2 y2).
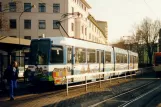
97 20 108 43
0 0 108 44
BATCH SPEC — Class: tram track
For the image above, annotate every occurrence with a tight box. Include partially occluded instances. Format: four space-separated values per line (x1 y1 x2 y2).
88 79 160 107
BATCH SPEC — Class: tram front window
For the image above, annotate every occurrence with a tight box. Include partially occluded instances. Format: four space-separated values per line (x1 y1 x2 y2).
50 46 64 63
30 40 50 65
155 56 161 65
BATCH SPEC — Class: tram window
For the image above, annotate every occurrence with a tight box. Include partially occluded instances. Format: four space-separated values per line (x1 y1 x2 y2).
130 55 133 63
134 56 138 63
67 47 72 63
116 53 121 63
75 48 86 63
136 56 138 63
97 51 99 63
87 49 96 63
123 54 127 63
50 46 63 63
105 52 111 63
120 54 123 63
101 51 104 63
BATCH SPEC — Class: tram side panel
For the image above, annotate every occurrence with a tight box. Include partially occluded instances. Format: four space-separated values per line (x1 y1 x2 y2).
153 52 161 77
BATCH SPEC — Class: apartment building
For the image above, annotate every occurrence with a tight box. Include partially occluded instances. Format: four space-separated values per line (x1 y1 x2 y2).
0 0 108 44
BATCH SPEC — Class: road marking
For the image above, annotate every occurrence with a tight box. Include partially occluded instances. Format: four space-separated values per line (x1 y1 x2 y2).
120 85 161 107
88 81 155 107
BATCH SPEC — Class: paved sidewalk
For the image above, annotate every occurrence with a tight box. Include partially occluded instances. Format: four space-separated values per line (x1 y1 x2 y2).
0 78 133 107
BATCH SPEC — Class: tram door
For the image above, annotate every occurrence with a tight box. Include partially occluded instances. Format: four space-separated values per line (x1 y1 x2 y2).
97 50 104 72
133 56 135 69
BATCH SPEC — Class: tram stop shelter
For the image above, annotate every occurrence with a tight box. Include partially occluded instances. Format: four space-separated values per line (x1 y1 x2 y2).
0 36 31 83
0 36 30 52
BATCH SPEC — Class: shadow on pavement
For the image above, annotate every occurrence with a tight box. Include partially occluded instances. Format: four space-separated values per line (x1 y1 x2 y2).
0 80 65 107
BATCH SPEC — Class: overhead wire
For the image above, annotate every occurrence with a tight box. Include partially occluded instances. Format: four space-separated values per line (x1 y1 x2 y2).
143 0 157 17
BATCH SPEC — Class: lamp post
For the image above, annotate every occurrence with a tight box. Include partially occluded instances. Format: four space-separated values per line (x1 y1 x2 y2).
18 5 36 66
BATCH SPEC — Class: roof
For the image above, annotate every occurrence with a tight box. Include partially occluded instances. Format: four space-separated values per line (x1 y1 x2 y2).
0 36 30 45
88 14 106 38
80 0 91 9
36 37 138 55
96 20 108 24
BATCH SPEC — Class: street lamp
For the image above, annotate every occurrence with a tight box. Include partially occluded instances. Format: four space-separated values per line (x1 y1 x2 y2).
18 5 36 66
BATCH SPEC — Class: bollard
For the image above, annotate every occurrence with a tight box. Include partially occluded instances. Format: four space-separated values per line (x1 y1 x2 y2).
85 76 87 92
66 77 68 96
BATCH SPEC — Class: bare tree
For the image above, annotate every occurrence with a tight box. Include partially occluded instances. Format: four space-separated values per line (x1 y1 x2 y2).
133 18 161 64
129 27 145 64
0 13 9 33
0 0 22 37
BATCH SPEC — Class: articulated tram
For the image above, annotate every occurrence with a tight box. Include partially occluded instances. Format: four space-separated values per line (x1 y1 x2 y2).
26 37 138 85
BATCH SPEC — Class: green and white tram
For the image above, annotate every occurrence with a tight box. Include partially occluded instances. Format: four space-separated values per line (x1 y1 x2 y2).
26 37 138 85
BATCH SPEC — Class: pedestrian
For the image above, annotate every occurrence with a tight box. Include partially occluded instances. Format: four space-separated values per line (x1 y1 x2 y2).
24 68 29 83
4 61 19 101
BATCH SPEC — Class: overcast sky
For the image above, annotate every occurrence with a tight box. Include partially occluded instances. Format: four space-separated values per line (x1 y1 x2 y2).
87 0 161 43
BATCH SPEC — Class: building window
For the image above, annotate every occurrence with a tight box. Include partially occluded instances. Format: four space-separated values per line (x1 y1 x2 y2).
10 19 17 29
24 36 31 40
72 7 74 13
24 3 32 12
39 20 46 29
89 22 91 27
84 7 86 11
53 4 60 13
0 2 2 12
53 20 60 29
89 33 91 39
71 23 74 31
9 2 16 12
82 26 84 34
24 20 31 29
85 28 87 35
39 3 46 12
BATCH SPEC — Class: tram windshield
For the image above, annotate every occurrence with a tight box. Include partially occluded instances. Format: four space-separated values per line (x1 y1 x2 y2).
29 40 50 65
